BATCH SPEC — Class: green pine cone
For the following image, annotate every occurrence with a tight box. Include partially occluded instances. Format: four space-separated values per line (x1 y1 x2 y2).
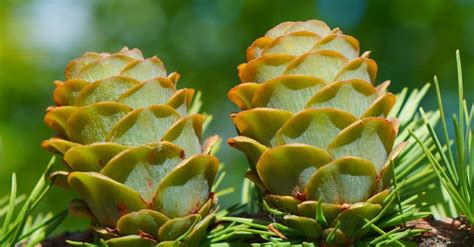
43 47 219 246
228 20 400 243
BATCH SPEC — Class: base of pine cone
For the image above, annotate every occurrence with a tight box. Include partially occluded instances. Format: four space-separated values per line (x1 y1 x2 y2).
410 216 474 246
38 216 474 246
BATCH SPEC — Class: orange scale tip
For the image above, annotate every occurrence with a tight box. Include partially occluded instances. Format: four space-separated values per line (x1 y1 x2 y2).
227 83 260 110
389 117 400 133
53 80 63 86
331 27 342 34
137 230 155 240
246 37 273 60
361 51 372 58
237 63 247 81
341 203 351 210
376 80 391 94
167 71 181 84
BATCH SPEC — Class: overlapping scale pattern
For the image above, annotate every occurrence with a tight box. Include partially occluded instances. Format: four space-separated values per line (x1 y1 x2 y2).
43 48 219 246
228 20 400 243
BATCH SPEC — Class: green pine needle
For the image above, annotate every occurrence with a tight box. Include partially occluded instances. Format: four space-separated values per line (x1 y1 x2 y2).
411 50 474 224
0 156 66 246
1 173 17 237
315 200 328 228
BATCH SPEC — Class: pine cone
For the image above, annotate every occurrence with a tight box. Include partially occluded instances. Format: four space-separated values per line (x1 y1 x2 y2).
43 47 219 246
228 20 400 243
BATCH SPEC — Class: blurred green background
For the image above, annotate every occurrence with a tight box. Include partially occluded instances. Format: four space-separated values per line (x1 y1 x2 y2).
0 0 473 233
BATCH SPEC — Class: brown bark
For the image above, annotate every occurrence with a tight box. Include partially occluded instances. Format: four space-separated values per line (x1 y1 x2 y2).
410 216 474 246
